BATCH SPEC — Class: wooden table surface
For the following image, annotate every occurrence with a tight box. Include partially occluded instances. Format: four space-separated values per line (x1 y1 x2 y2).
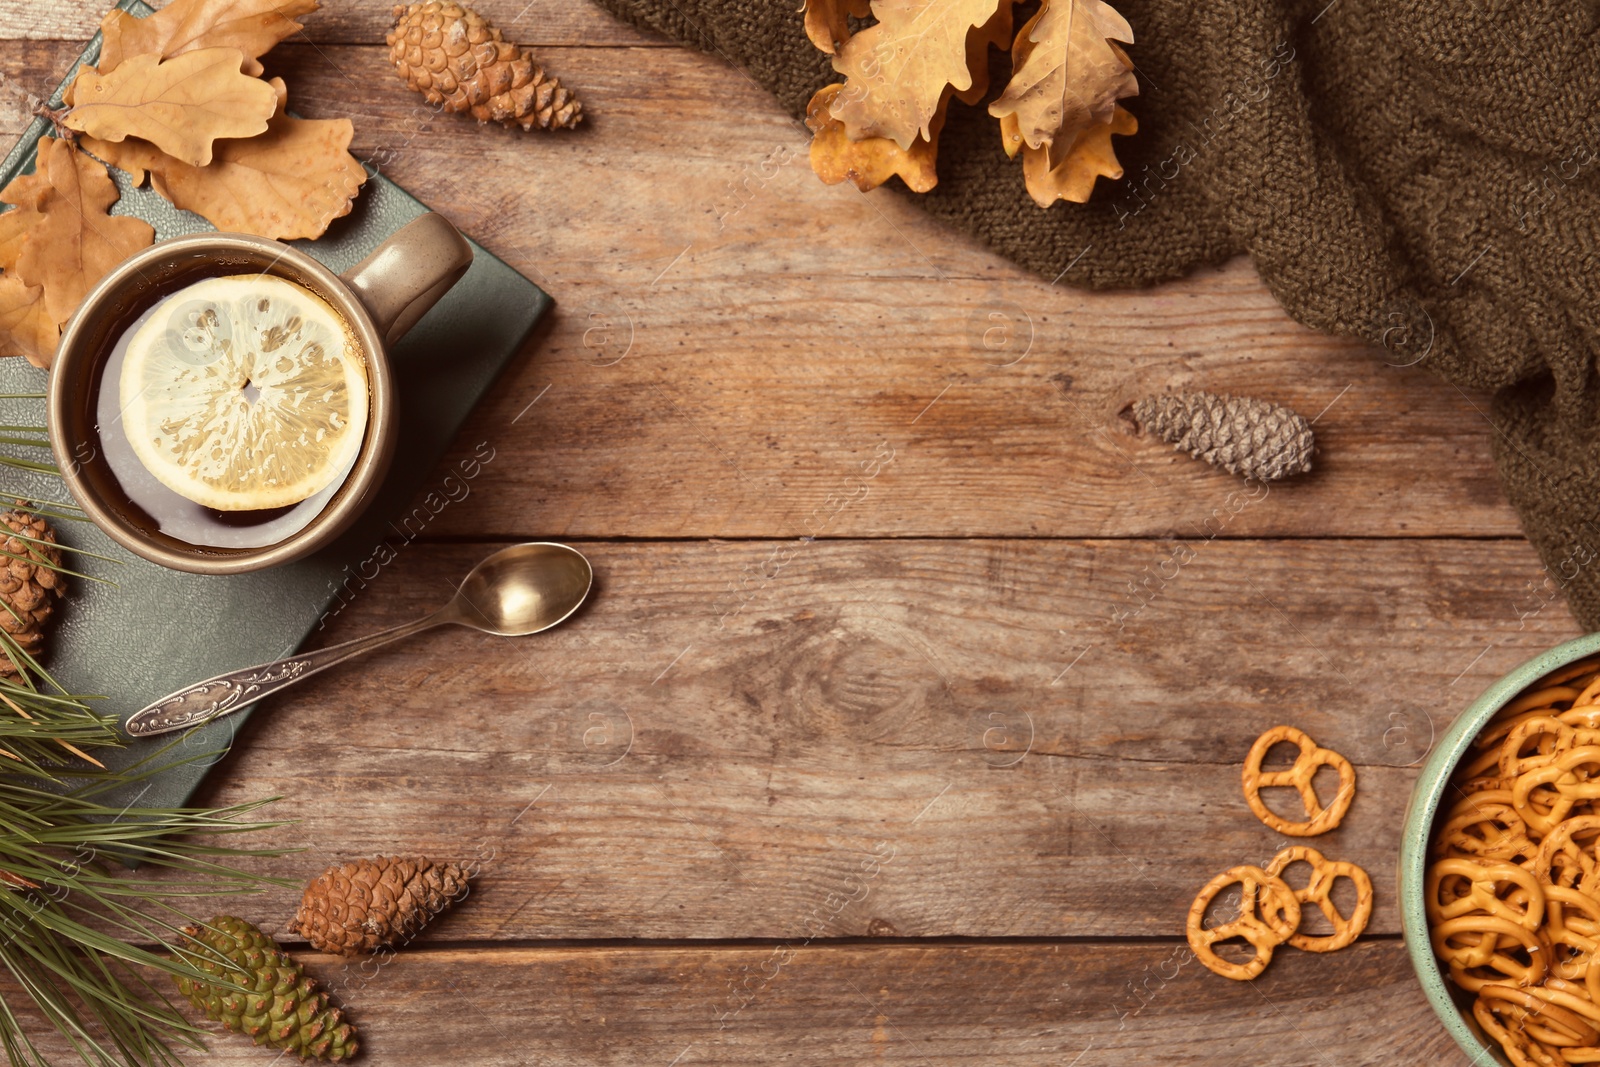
0 2 1575 1064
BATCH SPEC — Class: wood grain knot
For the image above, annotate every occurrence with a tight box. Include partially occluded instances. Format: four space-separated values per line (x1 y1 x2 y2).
782 625 946 743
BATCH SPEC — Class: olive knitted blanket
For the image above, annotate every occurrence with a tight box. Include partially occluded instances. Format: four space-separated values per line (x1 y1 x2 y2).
594 0 1600 629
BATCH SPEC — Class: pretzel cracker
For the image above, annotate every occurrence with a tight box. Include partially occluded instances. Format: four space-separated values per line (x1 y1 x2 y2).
1241 725 1357 836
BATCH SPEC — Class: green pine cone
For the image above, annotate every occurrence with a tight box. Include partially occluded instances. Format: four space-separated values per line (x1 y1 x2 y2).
174 915 359 1061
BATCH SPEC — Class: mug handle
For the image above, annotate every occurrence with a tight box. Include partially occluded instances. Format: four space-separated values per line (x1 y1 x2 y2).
340 212 474 347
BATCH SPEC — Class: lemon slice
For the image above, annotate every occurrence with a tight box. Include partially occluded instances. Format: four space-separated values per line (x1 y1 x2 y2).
120 274 369 512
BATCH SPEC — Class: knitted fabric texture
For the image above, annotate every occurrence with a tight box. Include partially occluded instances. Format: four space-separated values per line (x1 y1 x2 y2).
591 0 1600 628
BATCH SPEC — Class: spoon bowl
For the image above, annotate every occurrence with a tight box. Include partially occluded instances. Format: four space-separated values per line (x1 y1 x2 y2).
450 543 594 635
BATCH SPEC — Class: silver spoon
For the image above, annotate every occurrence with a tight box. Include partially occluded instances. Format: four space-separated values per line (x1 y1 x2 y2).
123 542 593 738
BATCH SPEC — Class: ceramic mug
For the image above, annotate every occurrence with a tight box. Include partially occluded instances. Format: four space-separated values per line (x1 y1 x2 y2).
47 213 473 575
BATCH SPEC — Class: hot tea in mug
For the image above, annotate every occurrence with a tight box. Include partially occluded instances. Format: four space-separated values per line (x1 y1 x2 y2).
96 273 369 550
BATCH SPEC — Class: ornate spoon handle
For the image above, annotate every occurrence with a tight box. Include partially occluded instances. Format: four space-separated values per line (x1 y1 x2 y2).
123 613 446 737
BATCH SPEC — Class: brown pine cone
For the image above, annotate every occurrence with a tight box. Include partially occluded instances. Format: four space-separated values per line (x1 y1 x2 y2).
289 857 471 956
1131 392 1314 482
388 2 583 130
0 509 63 678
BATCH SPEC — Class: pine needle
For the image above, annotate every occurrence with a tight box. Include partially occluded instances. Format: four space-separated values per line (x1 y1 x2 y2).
46 747 99 772
0 391 287 1067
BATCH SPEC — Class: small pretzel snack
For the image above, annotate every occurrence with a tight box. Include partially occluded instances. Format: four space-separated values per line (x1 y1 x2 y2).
1263 845 1374 952
1427 656 1600 1067
1242 725 1356 836
1186 865 1301 980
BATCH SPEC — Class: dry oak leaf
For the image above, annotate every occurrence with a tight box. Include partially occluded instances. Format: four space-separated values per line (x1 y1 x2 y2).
63 47 279 167
14 137 154 328
0 168 65 366
803 0 871 54
0 171 51 272
830 0 1014 150
83 79 365 241
989 0 1137 154
953 0 1015 106
0 214 39 275
806 82 941 192
0 275 59 369
97 0 319 79
0 170 50 212
1014 103 1136 206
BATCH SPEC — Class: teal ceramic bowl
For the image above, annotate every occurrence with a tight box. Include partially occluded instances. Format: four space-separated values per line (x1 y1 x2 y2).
1400 632 1600 1064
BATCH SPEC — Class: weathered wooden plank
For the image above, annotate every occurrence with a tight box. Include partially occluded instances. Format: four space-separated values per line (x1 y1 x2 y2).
118 942 1460 1066
163 537 1576 944
0 38 1522 538
0 0 662 47
282 42 1518 541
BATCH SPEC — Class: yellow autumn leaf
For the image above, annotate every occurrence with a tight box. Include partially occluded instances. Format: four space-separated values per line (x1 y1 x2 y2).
14 137 155 326
1016 104 1136 206
0 171 49 211
75 137 157 187
0 212 40 275
953 1 1015 105
0 172 50 272
989 0 1137 153
63 47 279 167
82 79 366 241
98 0 320 78
802 0 871 54
806 83 941 192
0 275 59 369
830 0 1012 150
